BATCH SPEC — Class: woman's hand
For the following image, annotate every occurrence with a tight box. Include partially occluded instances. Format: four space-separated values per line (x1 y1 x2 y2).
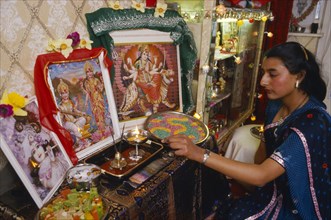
162 134 204 163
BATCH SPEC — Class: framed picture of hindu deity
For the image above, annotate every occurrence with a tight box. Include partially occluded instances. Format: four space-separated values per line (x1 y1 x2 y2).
0 97 73 208
45 50 121 159
109 29 183 131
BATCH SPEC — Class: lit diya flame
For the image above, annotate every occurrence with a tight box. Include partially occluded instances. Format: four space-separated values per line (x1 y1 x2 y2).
127 126 148 143
134 125 139 136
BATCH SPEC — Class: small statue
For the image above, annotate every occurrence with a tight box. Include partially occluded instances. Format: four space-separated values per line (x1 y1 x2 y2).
215 31 221 48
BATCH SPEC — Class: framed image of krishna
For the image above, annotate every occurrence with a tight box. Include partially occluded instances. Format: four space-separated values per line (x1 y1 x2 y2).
0 97 72 208
110 29 183 130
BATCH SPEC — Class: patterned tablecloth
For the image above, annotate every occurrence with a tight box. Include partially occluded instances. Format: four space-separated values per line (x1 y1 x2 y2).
99 156 202 219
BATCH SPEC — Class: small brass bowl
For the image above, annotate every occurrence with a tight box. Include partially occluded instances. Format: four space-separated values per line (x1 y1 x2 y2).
123 129 149 145
66 163 101 191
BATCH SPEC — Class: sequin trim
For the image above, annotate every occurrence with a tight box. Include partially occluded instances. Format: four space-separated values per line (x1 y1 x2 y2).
272 195 283 220
264 121 279 130
90 15 185 42
270 153 285 167
291 127 322 220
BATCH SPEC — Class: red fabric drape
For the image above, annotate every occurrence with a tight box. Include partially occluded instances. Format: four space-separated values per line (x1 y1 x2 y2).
146 0 157 7
265 0 294 49
227 0 271 8
34 48 112 165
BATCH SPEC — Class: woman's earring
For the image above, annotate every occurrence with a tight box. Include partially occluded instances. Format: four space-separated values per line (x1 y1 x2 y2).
295 80 299 88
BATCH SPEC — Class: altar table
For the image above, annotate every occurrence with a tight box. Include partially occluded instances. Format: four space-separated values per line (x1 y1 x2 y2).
0 136 229 219
0 153 209 219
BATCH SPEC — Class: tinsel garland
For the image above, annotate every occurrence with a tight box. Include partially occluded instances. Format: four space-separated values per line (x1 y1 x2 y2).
291 0 319 26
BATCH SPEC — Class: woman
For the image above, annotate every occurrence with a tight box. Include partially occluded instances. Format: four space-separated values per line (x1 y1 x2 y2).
163 42 330 219
82 61 106 135
57 79 87 139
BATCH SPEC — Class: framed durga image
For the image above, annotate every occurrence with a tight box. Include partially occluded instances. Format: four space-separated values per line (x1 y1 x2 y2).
110 29 183 130
46 50 120 159
0 98 73 208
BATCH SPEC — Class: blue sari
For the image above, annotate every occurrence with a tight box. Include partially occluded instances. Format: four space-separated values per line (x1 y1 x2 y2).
216 96 331 219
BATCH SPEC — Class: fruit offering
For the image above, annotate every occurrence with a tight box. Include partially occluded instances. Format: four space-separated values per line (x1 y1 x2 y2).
39 187 104 220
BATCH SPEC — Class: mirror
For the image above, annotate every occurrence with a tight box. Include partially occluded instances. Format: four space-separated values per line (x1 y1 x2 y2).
205 16 265 142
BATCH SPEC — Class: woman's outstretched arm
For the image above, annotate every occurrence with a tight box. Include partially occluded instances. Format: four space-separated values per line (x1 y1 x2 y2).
163 134 285 187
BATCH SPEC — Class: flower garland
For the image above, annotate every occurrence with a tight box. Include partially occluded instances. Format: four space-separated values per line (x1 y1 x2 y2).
107 0 168 17
291 0 319 27
46 1 168 58
46 32 93 58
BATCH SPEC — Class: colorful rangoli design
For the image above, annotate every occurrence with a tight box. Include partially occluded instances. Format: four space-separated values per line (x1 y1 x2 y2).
145 112 208 144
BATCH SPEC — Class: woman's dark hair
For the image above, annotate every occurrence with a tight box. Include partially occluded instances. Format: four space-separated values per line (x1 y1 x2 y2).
264 41 326 101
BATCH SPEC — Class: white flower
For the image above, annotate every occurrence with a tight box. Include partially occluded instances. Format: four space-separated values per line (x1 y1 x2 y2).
46 39 58 52
45 32 92 58
132 1 145 13
154 2 167 18
79 38 93 50
107 1 124 10
54 39 73 58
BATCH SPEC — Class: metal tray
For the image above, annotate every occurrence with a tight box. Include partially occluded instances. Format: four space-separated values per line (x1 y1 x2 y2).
84 140 163 178
144 111 209 145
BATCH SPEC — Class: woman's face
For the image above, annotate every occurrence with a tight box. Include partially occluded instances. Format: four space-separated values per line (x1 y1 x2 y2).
86 68 93 78
260 57 297 100
141 50 148 60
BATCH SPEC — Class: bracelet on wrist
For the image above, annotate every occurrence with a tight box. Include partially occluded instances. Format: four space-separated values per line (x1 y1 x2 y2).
202 149 211 164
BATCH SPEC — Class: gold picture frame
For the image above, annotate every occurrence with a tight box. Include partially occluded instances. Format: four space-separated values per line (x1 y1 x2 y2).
110 29 183 131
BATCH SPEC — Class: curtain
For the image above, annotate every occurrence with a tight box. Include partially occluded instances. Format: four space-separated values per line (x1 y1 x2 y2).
254 0 294 121
265 0 294 49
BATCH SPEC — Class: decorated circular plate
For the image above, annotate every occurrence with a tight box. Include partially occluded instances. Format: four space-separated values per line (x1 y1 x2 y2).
144 111 209 144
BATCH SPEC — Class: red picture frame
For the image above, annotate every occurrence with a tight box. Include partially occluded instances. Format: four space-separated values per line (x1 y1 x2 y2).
34 48 120 162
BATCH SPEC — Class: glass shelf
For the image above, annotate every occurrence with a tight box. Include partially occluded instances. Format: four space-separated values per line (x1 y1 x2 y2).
287 32 323 38
207 91 231 108
214 50 236 61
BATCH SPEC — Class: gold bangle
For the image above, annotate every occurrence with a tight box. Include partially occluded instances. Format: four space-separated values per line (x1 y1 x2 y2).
202 149 211 164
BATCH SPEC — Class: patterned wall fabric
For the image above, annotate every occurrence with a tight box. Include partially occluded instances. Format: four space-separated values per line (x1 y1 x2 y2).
0 0 133 98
